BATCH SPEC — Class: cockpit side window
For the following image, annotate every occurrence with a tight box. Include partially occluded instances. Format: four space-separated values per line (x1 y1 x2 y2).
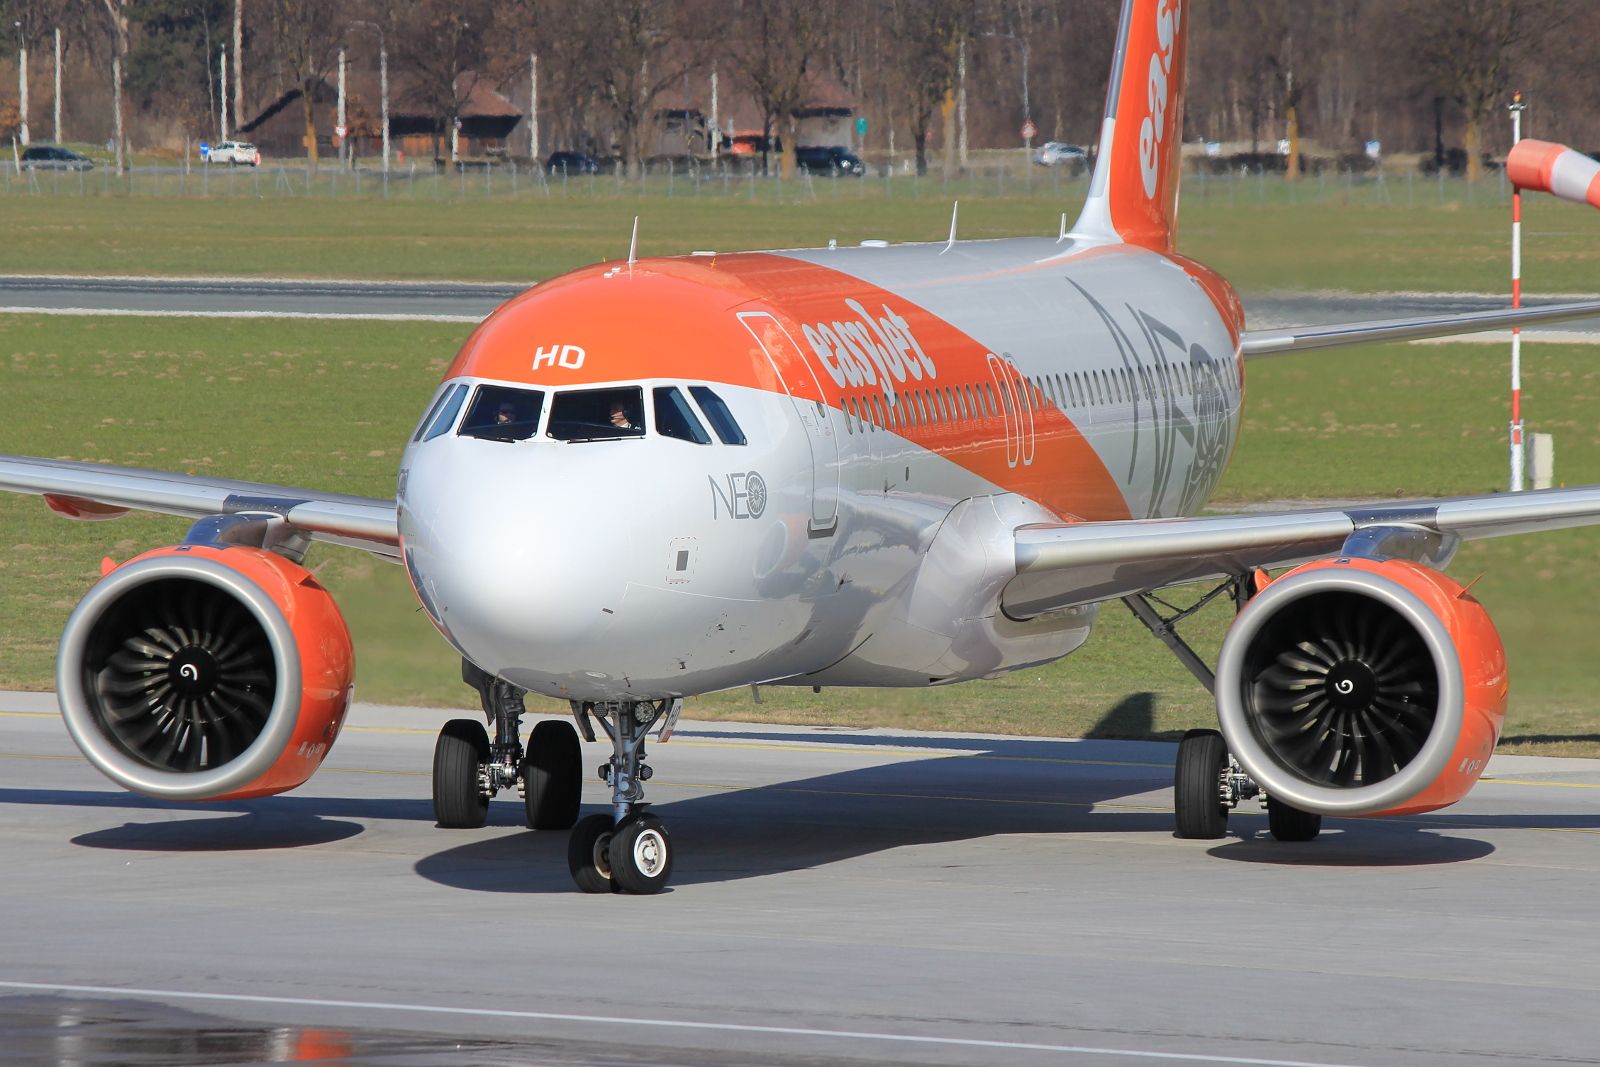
653 387 711 444
458 384 545 442
547 386 646 442
413 383 454 442
688 386 747 445
420 383 469 441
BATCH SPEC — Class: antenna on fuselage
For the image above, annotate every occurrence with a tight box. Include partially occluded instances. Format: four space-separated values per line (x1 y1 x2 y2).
1058 212 1068 242
941 201 959 254
627 215 639 272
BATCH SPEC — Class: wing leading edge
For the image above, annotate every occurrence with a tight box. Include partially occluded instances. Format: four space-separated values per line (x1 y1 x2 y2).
0 454 398 560
1239 300 1600 358
1003 485 1600 619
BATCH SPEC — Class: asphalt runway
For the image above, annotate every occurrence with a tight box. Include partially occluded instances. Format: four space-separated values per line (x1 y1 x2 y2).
4 273 1600 339
5 689 1600 1066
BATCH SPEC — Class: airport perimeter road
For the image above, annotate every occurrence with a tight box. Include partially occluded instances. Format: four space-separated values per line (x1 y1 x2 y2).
4 273 1600 339
4 691 1600 1067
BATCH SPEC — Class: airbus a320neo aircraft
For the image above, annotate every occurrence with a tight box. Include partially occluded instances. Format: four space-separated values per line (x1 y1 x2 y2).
6 0 1600 895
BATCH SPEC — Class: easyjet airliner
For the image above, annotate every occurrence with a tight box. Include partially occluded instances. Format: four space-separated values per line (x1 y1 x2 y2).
6 0 1600 894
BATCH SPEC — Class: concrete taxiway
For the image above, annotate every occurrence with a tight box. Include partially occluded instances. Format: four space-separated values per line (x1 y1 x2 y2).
4 273 1600 342
4 689 1600 1066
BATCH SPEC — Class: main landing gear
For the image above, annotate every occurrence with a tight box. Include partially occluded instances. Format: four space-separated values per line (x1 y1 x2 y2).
432 660 583 831
1125 578 1322 844
1172 729 1321 841
568 698 682 895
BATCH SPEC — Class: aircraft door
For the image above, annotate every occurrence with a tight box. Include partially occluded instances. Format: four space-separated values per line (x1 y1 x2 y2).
738 311 839 532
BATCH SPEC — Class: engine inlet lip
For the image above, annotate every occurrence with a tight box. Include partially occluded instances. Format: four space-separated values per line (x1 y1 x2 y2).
56 554 302 801
1215 566 1464 816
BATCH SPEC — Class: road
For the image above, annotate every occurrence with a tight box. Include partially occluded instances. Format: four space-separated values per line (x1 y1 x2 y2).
4 273 1600 339
4 691 1600 1067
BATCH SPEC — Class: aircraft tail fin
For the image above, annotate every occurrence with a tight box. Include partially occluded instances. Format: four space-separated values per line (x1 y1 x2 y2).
1071 0 1190 252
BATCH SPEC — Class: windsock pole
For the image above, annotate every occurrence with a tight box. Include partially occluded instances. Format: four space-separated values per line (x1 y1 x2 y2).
1509 92 1526 492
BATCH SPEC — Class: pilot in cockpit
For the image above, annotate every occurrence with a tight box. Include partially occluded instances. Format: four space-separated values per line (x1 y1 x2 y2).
609 399 638 431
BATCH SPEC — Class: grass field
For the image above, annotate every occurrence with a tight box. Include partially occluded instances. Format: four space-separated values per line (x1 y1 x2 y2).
2 314 1597 754
7 177 1600 295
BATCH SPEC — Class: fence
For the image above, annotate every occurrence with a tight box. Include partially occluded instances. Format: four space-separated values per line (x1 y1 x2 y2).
0 156 1518 208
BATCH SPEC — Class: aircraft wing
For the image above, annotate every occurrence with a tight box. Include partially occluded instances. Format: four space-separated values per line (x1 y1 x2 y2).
0 454 399 561
1003 486 1600 618
1239 299 1600 357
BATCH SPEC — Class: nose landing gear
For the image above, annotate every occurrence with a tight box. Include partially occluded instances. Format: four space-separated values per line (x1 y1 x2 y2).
567 698 681 894
432 660 583 830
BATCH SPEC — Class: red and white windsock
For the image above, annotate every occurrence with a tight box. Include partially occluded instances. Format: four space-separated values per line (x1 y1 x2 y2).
1507 139 1600 208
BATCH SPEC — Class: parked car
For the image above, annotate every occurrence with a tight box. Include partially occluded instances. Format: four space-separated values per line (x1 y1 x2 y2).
207 141 261 166
795 145 865 176
546 151 601 175
19 145 94 172
1033 141 1088 168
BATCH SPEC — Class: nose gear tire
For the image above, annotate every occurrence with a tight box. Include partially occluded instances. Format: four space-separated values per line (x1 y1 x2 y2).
568 813 617 893
432 718 491 828
1267 798 1323 842
523 719 582 830
611 813 672 895
1174 729 1229 839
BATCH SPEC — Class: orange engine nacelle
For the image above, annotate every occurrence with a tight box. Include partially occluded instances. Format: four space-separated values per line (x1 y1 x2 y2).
57 543 354 801
1215 556 1507 818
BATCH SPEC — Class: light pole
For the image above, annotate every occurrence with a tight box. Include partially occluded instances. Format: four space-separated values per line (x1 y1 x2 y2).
352 22 389 173
14 21 27 147
52 26 60 143
219 46 228 139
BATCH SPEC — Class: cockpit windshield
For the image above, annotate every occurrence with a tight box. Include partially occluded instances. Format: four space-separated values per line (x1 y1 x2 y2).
653 386 711 444
458 384 544 442
689 386 747 445
547 386 646 442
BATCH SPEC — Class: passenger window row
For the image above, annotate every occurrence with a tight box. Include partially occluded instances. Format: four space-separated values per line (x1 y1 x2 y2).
836 359 1223 437
411 381 746 446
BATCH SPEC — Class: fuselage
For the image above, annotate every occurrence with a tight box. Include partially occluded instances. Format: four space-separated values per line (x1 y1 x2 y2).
396 232 1245 702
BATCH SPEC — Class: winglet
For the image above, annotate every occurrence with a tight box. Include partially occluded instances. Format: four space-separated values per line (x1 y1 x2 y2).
1071 0 1189 252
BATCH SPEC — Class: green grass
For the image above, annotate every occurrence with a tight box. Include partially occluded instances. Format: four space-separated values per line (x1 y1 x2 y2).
2 314 1597 754
5 175 1600 294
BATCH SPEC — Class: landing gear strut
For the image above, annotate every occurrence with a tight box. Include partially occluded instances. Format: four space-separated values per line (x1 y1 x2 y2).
1172 728 1320 842
567 698 682 895
1128 575 1321 844
432 660 582 830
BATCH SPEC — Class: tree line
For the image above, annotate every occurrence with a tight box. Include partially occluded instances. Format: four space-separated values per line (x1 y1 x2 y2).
2 0 1596 179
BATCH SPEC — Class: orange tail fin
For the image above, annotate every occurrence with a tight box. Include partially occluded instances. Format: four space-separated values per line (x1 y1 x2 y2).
1072 0 1190 252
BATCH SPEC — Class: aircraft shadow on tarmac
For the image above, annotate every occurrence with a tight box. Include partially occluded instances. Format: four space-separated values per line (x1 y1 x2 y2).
15 709 1600 884
407 745 1531 893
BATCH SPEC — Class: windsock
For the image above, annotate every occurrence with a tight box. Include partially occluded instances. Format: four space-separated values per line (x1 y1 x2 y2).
1506 139 1600 208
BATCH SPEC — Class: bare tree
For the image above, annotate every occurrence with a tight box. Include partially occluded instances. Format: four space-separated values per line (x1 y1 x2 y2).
1396 0 1557 181
576 0 696 177
727 0 832 178
396 0 493 164
884 0 966 177
263 0 342 170
100 0 130 170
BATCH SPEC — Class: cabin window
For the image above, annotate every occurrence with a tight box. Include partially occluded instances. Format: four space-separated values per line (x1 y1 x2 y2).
653 386 712 444
458 384 545 442
420 383 469 442
688 386 747 445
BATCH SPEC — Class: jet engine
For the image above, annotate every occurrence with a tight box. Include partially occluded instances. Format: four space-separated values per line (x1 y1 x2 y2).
56 543 354 801
1215 556 1506 817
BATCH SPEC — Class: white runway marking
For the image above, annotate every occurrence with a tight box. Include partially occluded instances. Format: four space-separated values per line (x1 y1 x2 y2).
0 980 1375 1067
0 305 480 323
